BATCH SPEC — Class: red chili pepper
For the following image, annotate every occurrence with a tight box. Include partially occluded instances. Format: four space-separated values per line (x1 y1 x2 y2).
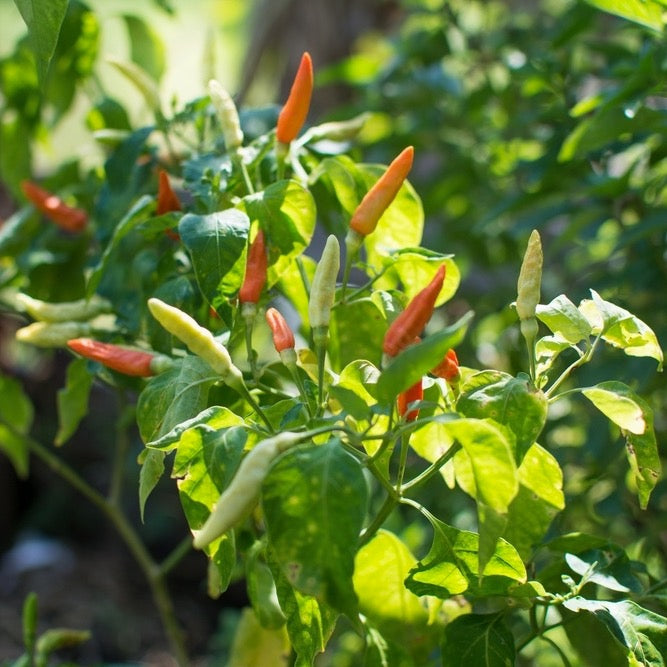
383 265 446 358
431 348 460 382
157 169 181 215
239 229 267 304
21 180 88 233
67 338 160 377
276 52 314 145
349 146 414 237
397 379 423 422
265 307 295 352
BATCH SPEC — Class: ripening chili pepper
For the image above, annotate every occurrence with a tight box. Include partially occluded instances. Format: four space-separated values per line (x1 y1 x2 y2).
15 293 111 323
265 307 295 353
431 348 460 383
208 79 244 150
67 338 172 377
21 181 88 233
239 230 267 306
276 52 313 145
16 322 92 348
147 297 245 391
516 230 543 322
193 431 304 549
349 146 414 238
157 169 182 215
383 265 446 358
397 379 423 422
308 234 340 333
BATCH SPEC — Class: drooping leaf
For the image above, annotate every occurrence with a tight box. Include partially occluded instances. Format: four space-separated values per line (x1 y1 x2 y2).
178 209 249 309
376 312 472 403
14 0 69 85
0 373 33 477
226 608 289 667
582 381 660 508
441 614 516 667
54 358 93 446
503 444 565 559
262 439 368 617
565 548 643 594
457 371 548 462
563 598 667 665
237 180 316 287
247 544 286 630
138 448 165 521
405 514 526 599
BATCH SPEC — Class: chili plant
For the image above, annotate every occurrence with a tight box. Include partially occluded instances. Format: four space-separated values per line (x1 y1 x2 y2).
1 39 665 667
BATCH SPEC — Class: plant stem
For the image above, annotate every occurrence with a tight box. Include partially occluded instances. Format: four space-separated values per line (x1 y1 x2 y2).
108 390 133 507
238 384 275 433
159 536 193 577
545 334 601 399
4 421 190 666
396 432 410 491
400 442 462 492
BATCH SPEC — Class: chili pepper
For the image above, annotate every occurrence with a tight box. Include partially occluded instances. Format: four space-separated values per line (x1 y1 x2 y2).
431 349 460 383
16 322 92 348
20 181 88 233
67 338 172 377
397 379 423 422
265 307 295 353
349 146 414 238
516 229 543 322
193 431 304 549
276 52 313 145
383 265 446 358
147 297 245 390
308 234 340 334
208 79 244 150
157 169 181 215
15 293 111 323
239 229 267 306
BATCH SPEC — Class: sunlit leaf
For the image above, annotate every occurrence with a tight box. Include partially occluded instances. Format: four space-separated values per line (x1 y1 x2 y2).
536 294 592 344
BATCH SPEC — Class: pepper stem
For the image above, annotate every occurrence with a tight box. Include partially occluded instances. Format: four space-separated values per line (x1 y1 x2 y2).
313 326 329 416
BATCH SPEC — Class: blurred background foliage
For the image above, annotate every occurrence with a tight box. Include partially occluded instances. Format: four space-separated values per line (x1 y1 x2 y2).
0 0 665 663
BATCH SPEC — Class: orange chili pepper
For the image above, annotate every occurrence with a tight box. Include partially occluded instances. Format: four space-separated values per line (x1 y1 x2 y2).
431 348 460 382
397 379 423 422
349 146 414 237
265 307 295 352
67 338 165 377
239 229 268 304
157 169 181 215
21 180 88 233
276 52 314 145
383 265 446 358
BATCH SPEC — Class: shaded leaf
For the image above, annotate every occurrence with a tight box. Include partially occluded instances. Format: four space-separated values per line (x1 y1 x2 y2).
55 358 93 446
0 374 33 478
441 614 515 667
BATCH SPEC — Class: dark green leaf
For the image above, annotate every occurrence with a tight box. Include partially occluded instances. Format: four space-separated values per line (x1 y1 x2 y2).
54 358 93 446
376 312 472 403
263 440 368 617
565 548 642 593
138 448 165 521
457 371 548 462
179 209 249 308
14 0 69 85
0 373 33 478
441 614 516 667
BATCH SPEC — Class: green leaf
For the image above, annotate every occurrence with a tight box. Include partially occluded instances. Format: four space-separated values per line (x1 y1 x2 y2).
247 544 286 630
123 14 165 82
563 598 667 664
579 290 663 368
565 548 642 594
138 448 165 521
277 254 316 326
410 420 456 488
55 359 93 446
268 550 338 667
441 614 516 667
583 381 661 509
178 209 249 308
405 514 526 599
86 195 154 297
359 165 424 273
0 374 33 478
354 530 428 630
330 360 380 423
457 371 548 462
583 0 664 30
446 418 518 572
237 180 316 287
262 439 368 617
136 356 218 443
536 294 592 344
376 311 472 403
503 444 565 559
14 0 69 85
0 116 32 198
35 628 90 656
329 298 386 370
107 57 161 112
226 608 289 667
